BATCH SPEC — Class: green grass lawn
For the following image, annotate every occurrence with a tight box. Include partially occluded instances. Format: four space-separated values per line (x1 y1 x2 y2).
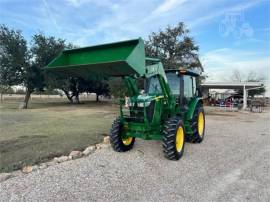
0 97 118 172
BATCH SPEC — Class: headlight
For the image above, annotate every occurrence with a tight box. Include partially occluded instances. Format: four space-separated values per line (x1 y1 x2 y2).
128 102 135 107
128 102 151 107
137 101 151 107
128 101 152 107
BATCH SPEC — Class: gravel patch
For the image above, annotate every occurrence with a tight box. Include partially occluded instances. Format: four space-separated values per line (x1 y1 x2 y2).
0 110 270 202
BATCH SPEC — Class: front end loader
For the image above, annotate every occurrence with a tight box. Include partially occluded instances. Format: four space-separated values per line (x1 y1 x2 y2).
46 38 205 160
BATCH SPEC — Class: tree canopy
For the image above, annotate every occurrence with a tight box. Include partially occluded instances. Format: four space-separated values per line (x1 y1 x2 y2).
0 25 28 86
145 22 203 72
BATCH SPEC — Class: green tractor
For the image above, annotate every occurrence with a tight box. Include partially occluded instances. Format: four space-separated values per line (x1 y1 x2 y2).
46 38 205 160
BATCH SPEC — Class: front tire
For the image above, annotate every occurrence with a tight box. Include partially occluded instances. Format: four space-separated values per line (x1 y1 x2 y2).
109 118 135 152
163 117 185 160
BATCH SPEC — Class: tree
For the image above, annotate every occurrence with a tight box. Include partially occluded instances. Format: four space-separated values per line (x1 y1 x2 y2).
46 73 109 103
21 33 67 108
64 77 84 103
87 76 109 101
145 22 203 72
0 85 13 101
231 69 243 82
0 25 29 101
45 73 76 103
0 26 69 108
231 69 266 97
108 77 128 98
245 71 266 97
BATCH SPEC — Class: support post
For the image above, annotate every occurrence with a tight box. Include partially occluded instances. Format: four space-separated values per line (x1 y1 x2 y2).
243 85 247 110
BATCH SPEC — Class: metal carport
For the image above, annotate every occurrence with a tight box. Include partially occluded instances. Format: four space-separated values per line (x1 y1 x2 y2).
201 82 264 109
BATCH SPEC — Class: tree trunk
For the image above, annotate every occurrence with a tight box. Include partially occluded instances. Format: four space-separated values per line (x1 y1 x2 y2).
74 94 80 104
23 89 32 109
0 93 3 102
96 94 99 102
62 89 73 103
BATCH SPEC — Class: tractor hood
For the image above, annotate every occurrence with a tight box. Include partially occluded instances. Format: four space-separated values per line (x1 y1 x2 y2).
130 94 163 107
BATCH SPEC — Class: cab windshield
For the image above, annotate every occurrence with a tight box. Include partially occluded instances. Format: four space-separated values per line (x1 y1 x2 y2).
145 76 163 95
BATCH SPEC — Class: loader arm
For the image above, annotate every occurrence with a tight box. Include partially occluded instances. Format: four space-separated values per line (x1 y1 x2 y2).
123 76 139 97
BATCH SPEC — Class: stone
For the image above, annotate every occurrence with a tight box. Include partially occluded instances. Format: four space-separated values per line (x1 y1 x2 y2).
39 163 48 170
69 151 82 159
32 165 39 171
54 156 69 163
96 143 109 149
83 146 96 156
0 173 12 182
11 170 23 177
22 166 33 173
46 161 56 167
101 144 110 148
103 136 110 144
96 143 102 149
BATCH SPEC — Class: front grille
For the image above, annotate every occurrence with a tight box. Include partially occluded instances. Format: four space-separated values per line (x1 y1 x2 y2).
123 101 155 123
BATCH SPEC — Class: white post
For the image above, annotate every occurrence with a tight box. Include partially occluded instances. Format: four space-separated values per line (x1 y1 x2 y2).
243 85 247 110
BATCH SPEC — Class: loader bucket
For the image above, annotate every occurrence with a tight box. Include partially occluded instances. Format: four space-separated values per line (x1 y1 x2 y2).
45 38 146 77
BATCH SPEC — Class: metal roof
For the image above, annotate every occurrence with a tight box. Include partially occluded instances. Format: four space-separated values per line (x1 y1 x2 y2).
201 82 264 89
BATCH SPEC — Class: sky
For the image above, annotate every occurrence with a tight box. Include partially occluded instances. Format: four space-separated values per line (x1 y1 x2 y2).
1 0 270 95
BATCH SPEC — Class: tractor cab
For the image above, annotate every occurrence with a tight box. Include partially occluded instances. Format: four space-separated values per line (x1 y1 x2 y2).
166 69 200 110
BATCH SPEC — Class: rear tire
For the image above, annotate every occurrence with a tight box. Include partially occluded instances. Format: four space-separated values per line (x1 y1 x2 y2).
187 106 205 143
162 117 185 160
109 118 135 152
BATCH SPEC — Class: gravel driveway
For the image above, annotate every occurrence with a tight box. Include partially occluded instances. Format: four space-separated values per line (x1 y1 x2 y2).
1 109 270 202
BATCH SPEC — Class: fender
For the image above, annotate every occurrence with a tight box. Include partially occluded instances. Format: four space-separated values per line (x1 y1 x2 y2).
185 97 203 121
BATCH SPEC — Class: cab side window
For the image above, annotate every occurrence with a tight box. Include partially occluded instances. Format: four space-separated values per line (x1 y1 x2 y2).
183 75 194 99
166 72 180 95
147 76 163 95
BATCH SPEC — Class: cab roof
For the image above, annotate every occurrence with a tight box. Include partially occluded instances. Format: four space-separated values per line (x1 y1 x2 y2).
165 69 200 77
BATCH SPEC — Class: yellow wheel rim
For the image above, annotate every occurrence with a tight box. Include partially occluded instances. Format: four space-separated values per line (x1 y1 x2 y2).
198 112 204 137
122 137 133 145
176 126 184 152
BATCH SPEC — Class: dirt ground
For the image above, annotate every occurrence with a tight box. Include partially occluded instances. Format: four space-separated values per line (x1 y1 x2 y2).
0 106 269 201
0 98 118 172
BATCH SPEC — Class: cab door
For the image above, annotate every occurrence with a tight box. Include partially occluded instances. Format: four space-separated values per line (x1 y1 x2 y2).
180 74 196 108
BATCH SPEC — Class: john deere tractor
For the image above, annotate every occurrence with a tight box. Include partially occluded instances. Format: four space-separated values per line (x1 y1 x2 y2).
46 38 205 160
